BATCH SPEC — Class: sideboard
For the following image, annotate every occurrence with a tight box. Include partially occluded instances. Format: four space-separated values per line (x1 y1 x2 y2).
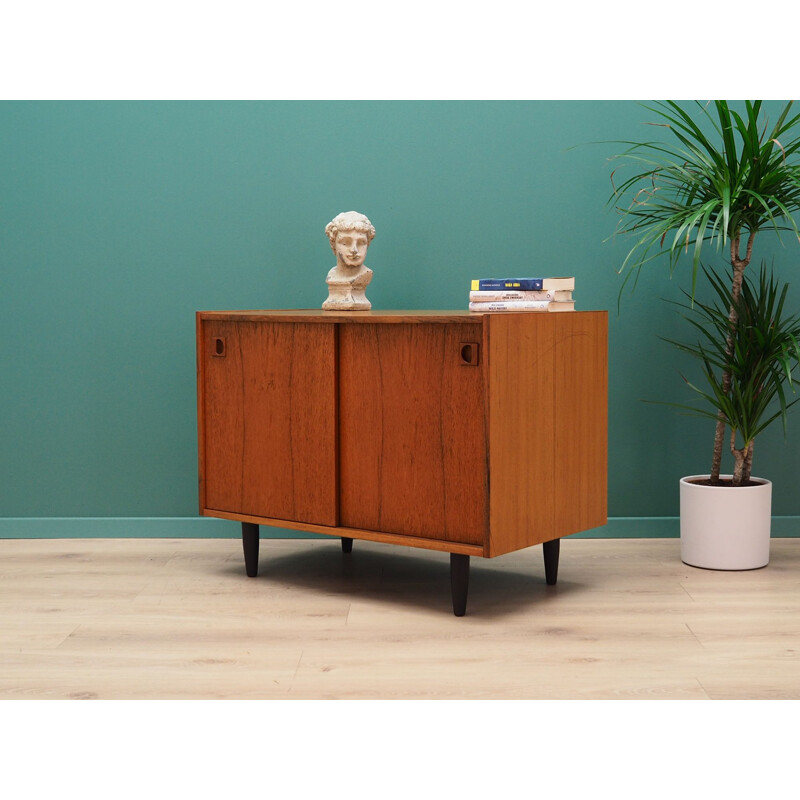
196 309 608 615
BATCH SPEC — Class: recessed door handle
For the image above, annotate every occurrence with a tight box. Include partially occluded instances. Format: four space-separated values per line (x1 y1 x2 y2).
459 342 480 366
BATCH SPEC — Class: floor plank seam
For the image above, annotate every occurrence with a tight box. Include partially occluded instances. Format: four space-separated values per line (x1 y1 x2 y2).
289 650 304 691
694 677 711 699
684 623 705 647
57 624 83 648
679 582 696 600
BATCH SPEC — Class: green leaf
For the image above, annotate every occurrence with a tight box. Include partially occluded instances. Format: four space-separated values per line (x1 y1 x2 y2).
607 100 800 299
656 261 800 458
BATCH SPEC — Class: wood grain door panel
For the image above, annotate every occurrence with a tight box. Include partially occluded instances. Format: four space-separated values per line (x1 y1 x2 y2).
338 323 487 545
201 320 337 526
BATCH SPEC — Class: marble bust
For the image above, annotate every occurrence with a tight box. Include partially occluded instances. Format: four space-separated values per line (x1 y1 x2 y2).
322 211 375 310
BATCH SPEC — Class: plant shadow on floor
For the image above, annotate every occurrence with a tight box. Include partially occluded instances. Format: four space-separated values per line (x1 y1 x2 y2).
214 539 586 618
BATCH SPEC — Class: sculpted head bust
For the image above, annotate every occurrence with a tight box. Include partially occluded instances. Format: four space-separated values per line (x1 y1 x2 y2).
322 211 375 310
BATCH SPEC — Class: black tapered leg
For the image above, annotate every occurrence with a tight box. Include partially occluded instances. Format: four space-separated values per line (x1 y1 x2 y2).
242 522 260 577
341 537 353 553
450 553 470 617
543 538 560 586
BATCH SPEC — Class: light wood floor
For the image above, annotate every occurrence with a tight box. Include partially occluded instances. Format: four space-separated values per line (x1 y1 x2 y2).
2 536 799 699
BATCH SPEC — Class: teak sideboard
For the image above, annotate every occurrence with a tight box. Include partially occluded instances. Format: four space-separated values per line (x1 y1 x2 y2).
196 309 608 615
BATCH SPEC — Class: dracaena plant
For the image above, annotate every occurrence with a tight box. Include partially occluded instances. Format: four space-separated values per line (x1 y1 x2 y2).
663 263 800 486
608 100 800 483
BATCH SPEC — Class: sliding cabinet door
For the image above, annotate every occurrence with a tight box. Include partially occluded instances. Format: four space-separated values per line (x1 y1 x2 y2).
338 323 487 545
200 320 337 526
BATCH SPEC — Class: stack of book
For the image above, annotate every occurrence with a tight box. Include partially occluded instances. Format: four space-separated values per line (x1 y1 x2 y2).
468 277 575 312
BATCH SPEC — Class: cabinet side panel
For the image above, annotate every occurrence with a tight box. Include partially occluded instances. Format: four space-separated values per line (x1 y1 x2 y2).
487 314 556 556
339 323 487 545
488 312 608 556
552 312 608 535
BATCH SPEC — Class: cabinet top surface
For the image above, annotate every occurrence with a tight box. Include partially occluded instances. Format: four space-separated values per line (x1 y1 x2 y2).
196 309 605 324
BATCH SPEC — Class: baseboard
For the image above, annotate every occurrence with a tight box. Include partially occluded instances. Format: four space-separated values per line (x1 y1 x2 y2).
599 517 800 538
1 516 799 539
0 517 325 539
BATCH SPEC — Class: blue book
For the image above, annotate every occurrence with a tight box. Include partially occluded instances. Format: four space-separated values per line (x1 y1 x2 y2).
471 277 574 291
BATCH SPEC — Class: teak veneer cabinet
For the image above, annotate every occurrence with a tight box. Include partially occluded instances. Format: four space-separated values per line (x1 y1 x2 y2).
196 309 608 615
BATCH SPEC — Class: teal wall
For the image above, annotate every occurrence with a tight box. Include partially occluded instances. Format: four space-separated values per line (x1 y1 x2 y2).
2 101 799 535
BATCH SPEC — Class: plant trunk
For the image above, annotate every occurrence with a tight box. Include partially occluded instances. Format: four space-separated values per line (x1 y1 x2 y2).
710 231 755 483
730 429 750 487
743 440 754 483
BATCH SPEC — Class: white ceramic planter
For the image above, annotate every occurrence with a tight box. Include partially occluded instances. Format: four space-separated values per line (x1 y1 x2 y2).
680 475 772 570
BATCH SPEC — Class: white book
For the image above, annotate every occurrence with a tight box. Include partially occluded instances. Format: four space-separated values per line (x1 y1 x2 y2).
468 300 575 313
469 289 573 303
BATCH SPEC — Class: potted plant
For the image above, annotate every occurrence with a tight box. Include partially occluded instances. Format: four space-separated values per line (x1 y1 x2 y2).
607 100 800 568
665 263 800 568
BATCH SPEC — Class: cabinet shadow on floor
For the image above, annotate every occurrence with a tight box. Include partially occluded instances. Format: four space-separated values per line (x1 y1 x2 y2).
212 539 583 618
